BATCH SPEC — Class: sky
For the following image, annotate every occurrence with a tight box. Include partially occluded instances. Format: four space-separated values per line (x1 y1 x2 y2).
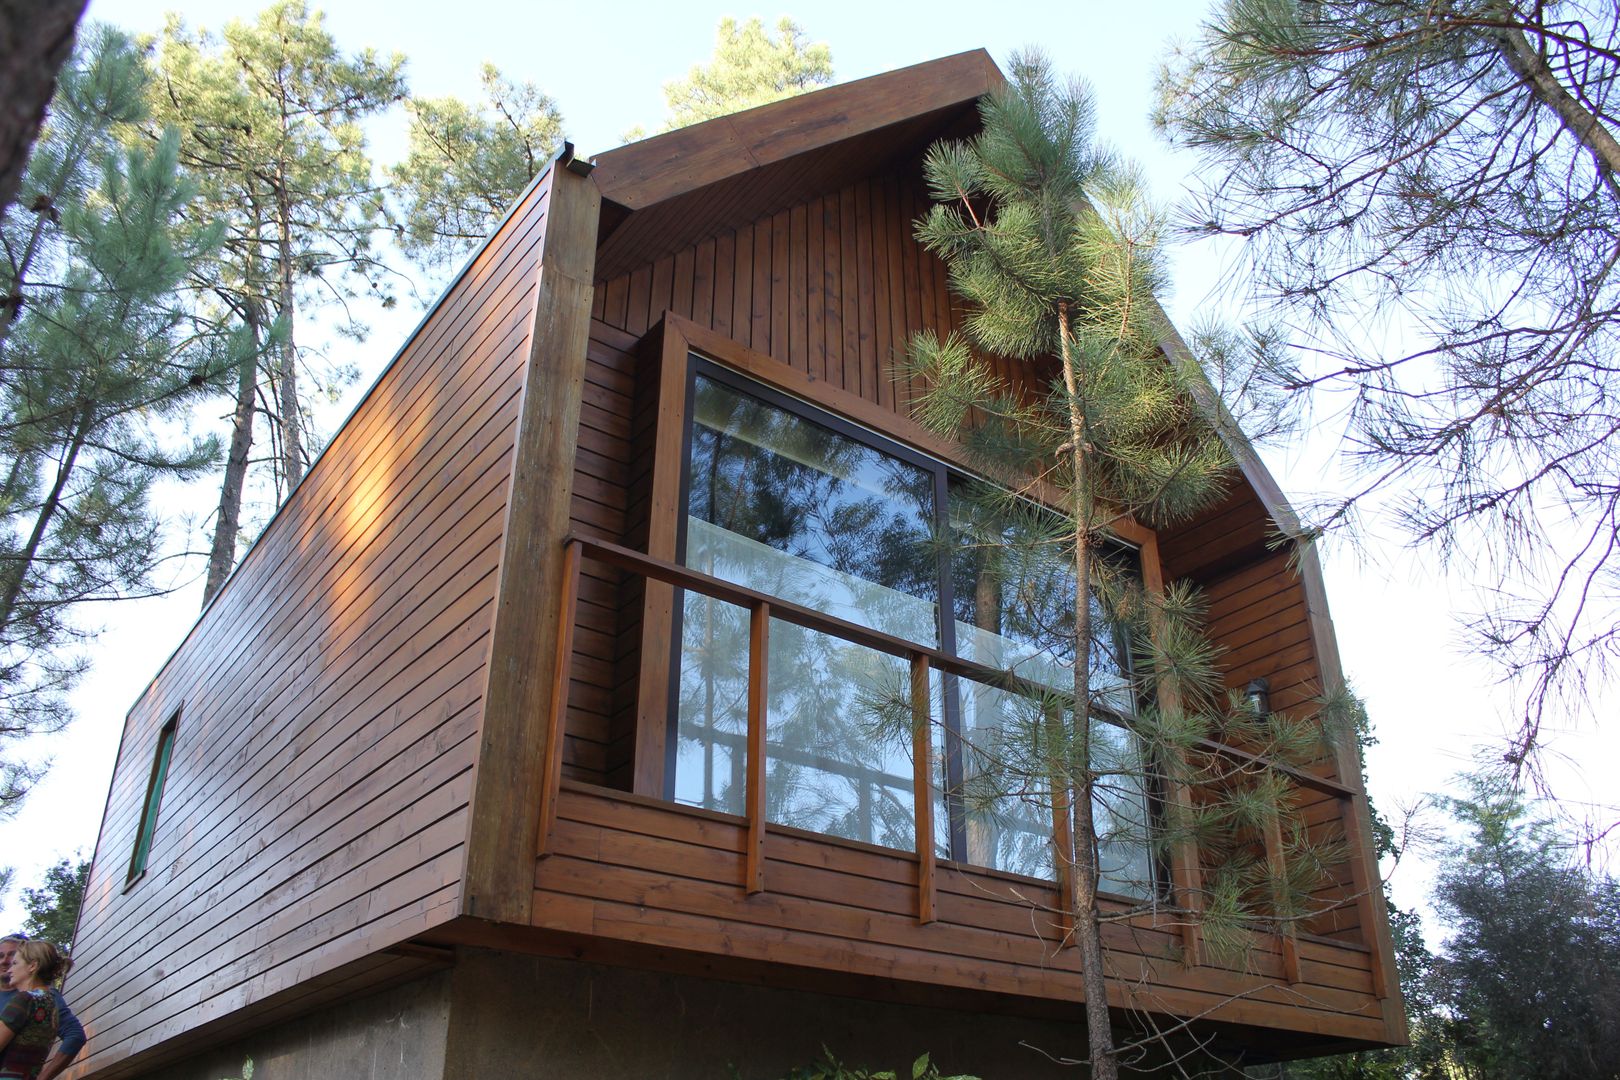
4 0 1613 935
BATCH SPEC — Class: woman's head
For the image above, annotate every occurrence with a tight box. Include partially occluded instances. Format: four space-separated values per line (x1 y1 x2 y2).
8 940 67 988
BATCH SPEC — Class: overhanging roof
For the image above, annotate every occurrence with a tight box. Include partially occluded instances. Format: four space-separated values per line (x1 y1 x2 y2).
588 49 1002 281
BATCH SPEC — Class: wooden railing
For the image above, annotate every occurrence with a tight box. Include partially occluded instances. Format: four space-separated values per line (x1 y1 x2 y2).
534 534 1369 983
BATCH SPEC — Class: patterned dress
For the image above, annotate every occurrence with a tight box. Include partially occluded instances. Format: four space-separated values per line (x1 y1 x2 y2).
0 989 59 1080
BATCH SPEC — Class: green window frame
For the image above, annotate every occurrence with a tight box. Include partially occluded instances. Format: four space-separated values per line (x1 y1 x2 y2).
128 712 178 884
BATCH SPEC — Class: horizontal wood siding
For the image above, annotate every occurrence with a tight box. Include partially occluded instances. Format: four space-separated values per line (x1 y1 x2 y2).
1201 549 1362 943
534 784 1388 1044
66 169 556 1077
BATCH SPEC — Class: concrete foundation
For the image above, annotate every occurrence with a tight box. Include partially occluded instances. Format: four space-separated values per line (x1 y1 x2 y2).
152 949 1229 1079
154 972 451 1080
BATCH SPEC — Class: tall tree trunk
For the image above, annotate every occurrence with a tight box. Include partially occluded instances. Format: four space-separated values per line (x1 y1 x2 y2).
0 397 94 630
202 312 260 605
273 175 304 490
1057 300 1119 1080
0 0 87 226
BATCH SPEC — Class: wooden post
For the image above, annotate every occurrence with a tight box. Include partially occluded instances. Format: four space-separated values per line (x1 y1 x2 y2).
534 540 582 859
745 601 770 894
463 156 601 924
1138 532 1204 967
1262 797 1302 984
911 654 936 925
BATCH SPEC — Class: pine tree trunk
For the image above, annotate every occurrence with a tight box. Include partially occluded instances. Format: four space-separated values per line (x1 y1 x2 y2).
274 175 304 490
0 398 94 630
203 314 260 606
1058 301 1120 1080
0 0 86 225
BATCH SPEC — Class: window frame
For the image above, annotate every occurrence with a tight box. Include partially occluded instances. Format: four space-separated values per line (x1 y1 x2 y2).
653 325 1164 894
127 709 179 887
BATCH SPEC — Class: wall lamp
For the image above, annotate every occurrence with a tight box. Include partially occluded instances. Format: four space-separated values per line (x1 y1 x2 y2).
1245 677 1271 719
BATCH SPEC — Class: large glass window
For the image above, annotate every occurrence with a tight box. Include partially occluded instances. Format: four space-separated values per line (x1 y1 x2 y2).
671 361 1154 897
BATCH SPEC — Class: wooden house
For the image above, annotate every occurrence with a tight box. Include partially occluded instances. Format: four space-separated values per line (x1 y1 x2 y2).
64 51 1406 1080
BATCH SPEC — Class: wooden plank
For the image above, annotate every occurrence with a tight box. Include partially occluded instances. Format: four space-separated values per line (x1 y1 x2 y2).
672 245 695 320
464 162 602 923
854 179 877 402
822 194 843 388
712 231 736 339
788 202 808 374
840 184 861 393
625 264 652 337
807 195 827 382
589 50 1001 210
745 602 770 894
752 219 772 356
770 209 789 367
910 654 936 925
538 540 583 858
692 236 715 329
869 176 895 412
631 324 692 797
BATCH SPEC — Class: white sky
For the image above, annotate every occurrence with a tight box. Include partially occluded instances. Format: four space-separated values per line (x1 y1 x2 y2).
7 0 1614 936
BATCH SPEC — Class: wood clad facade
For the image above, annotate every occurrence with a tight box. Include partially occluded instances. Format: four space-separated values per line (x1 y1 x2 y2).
66 165 560 1078
67 51 1405 1080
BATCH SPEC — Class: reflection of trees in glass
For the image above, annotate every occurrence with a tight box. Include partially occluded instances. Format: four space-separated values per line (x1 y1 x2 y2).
947 489 1152 893
677 375 936 848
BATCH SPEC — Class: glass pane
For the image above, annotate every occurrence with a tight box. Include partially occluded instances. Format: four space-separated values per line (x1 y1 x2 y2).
1089 718 1155 899
946 485 1153 895
685 376 938 641
673 591 935 850
949 486 1134 711
955 677 1057 880
676 373 942 852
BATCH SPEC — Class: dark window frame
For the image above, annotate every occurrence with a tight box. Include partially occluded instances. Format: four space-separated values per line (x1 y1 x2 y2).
127 710 179 887
666 355 1157 892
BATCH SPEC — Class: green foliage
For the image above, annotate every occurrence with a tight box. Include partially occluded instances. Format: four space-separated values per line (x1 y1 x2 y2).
146 0 405 595
19 857 88 948
390 63 563 269
656 17 832 133
1429 779 1620 1080
0 26 229 811
771 1049 978 1080
906 52 1343 1080
1158 0 1620 751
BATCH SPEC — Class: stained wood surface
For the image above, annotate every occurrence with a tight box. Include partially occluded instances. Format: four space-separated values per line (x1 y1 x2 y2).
533 783 1390 1047
64 167 559 1078
463 161 601 922
568 154 1398 1047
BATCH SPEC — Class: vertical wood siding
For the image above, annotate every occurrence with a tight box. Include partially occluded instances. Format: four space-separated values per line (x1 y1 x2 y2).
570 170 968 789
66 169 556 1076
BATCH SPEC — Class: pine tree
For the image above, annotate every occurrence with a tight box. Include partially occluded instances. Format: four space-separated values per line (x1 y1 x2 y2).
1157 0 1620 765
906 53 1344 1078
0 25 230 812
145 0 405 603
0 0 87 222
651 16 832 135
390 64 563 271
1431 778 1620 1080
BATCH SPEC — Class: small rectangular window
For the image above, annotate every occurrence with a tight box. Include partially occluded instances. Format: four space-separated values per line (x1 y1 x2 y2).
128 712 178 883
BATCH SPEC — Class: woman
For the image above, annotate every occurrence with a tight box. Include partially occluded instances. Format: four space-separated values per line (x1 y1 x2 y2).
0 941 67 1080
